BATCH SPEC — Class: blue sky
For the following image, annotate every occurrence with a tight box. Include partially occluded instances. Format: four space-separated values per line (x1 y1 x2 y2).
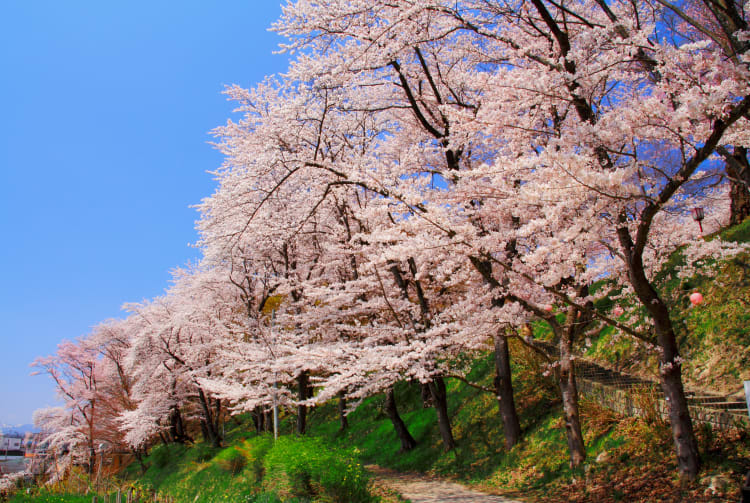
0 1 289 425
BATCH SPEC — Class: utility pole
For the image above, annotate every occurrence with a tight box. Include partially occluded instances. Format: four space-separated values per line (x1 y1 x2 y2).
273 381 279 441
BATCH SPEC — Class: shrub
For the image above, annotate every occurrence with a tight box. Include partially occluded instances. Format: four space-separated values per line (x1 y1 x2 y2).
263 437 374 503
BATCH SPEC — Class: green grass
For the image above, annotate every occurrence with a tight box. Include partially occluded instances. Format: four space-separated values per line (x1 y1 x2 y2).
120 434 374 503
9 493 94 503
121 439 260 503
263 437 374 502
657 220 750 391
13 433 374 503
306 347 748 500
16 338 748 502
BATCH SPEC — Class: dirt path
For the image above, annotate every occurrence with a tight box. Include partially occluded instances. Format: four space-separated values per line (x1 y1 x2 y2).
367 465 528 503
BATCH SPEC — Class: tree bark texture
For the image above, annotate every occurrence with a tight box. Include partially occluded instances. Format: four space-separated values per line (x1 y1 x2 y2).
197 388 222 448
88 445 96 476
252 408 262 434
556 334 586 468
727 146 750 225
168 406 190 444
427 376 456 451
263 410 272 433
658 351 701 479
384 386 417 451
620 228 701 478
420 382 434 408
466 256 523 449
338 391 349 431
494 334 521 449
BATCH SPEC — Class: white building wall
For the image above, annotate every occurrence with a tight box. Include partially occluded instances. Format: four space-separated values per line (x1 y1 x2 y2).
0 435 23 451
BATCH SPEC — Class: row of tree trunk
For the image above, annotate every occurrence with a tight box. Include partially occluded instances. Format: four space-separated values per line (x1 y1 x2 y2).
378 335 524 457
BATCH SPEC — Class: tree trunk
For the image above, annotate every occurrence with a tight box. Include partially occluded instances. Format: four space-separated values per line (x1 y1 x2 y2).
258 409 266 433
200 420 210 444
427 376 456 451
621 235 701 479
167 408 177 442
465 256 521 447
203 421 221 448
252 409 261 434
727 146 750 225
264 410 272 433
651 304 701 478
197 388 221 448
213 398 223 446
556 334 586 468
167 406 189 444
132 448 147 474
384 386 417 451
494 334 521 449
89 445 96 476
420 383 433 408
179 409 191 443
297 371 308 435
658 348 701 478
338 392 349 431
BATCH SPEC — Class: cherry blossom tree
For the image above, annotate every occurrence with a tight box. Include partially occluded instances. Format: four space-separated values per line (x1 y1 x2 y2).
272 0 750 477
197 76 468 449
665 0 750 224
122 269 237 449
32 338 102 476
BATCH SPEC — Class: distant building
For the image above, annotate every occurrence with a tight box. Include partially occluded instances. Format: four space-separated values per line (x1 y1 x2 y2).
0 435 24 452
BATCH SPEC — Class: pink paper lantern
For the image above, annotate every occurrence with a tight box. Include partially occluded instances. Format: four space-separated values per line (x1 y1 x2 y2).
613 306 624 317
689 292 703 306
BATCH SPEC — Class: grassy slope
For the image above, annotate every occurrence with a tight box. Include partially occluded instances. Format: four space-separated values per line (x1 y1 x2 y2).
9 440 273 503
10 434 375 503
117 433 376 503
129 440 266 502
